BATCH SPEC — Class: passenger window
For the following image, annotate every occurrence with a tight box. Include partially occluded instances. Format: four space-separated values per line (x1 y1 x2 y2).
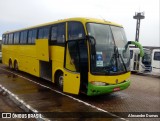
43 27 49 39
50 23 65 44
32 29 37 43
38 28 43 39
51 26 57 42
14 32 20 44
9 33 13 44
57 23 65 43
20 31 28 44
5 34 9 44
28 29 37 44
2 34 5 44
68 22 85 40
28 30 32 43
38 27 49 39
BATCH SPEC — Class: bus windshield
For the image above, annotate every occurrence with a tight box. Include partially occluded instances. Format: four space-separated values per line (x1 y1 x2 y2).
87 23 130 75
142 50 151 65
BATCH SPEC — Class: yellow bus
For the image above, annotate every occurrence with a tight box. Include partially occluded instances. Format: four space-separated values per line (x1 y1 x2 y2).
2 18 143 96
0 39 2 61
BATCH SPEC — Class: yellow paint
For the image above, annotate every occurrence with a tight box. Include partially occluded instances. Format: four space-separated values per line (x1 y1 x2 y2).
89 72 131 84
49 46 65 82
63 69 80 94
36 39 49 61
65 44 76 71
2 45 40 77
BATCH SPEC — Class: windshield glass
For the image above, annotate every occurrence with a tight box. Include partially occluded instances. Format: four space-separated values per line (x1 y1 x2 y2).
87 23 130 75
142 50 151 65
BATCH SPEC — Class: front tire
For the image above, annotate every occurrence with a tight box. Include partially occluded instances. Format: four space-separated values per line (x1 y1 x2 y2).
56 72 63 90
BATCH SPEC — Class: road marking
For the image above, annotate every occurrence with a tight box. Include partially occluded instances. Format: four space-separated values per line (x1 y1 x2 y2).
0 67 128 121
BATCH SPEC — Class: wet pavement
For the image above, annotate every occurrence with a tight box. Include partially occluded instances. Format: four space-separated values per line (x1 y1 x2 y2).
0 88 36 121
0 91 22 112
0 64 160 121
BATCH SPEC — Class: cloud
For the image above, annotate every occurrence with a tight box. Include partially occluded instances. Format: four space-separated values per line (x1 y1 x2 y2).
0 0 159 46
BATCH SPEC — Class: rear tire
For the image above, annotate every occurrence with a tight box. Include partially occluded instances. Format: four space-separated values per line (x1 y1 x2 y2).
55 72 63 90
9 60 12 69
14 61 18 71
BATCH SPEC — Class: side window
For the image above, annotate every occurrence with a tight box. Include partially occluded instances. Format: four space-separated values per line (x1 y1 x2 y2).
20 31 28 44
28 30 32 43
130 50 133 59
38 27 49 39
28 29 37 44
14 32 20 44
32 29 37 43
43 27 49 39
154 52 160 61
68 22 85 40
2 34 5 44
57 23 65 43
51 26 57 43
8 33 13 44
134 54 138 61
50 23 65 44
5 34 9 44
38 28 43 39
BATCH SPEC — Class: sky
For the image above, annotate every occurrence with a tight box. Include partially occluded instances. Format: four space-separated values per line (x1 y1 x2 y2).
0 0 159 46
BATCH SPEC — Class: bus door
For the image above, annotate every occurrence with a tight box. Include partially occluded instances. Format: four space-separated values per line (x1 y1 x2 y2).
63 39 88 94
133 53 140 71
63 40 81 94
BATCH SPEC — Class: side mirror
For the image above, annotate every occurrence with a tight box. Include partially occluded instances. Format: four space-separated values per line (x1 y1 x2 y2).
86 35 96 45
86 35 96 55
125 41 144 57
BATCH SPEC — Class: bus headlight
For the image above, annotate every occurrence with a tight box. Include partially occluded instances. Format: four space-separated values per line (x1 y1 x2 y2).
141 64 145 69
90 82 106 86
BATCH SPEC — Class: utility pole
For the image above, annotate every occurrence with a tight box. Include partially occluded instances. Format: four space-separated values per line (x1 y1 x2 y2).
133 12 145 42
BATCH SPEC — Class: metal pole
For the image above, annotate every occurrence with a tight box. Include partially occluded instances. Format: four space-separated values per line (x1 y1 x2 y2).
133 12 145 43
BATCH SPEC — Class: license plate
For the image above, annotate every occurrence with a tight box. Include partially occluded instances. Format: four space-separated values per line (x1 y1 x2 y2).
113 87 120 91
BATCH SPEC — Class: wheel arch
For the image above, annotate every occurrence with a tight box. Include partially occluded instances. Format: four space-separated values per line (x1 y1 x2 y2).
53 69 64 83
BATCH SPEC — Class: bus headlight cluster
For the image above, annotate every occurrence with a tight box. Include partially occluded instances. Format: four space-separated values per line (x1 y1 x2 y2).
91 82 106 86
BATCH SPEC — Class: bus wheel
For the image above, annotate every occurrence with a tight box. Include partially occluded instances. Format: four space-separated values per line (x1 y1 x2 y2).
14 61 18 71
56 72 63 90
9 59 12 69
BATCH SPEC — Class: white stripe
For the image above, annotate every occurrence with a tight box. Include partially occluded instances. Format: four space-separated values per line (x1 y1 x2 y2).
0 67 128 121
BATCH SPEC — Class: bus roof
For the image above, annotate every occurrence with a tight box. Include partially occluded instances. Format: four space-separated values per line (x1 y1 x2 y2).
3 17 122 34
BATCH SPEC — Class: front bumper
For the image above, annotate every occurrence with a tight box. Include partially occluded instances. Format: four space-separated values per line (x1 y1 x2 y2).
87 80 131 96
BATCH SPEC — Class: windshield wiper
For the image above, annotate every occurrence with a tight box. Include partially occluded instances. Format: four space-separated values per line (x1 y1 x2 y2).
114 46 127 72
119 54 127 72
